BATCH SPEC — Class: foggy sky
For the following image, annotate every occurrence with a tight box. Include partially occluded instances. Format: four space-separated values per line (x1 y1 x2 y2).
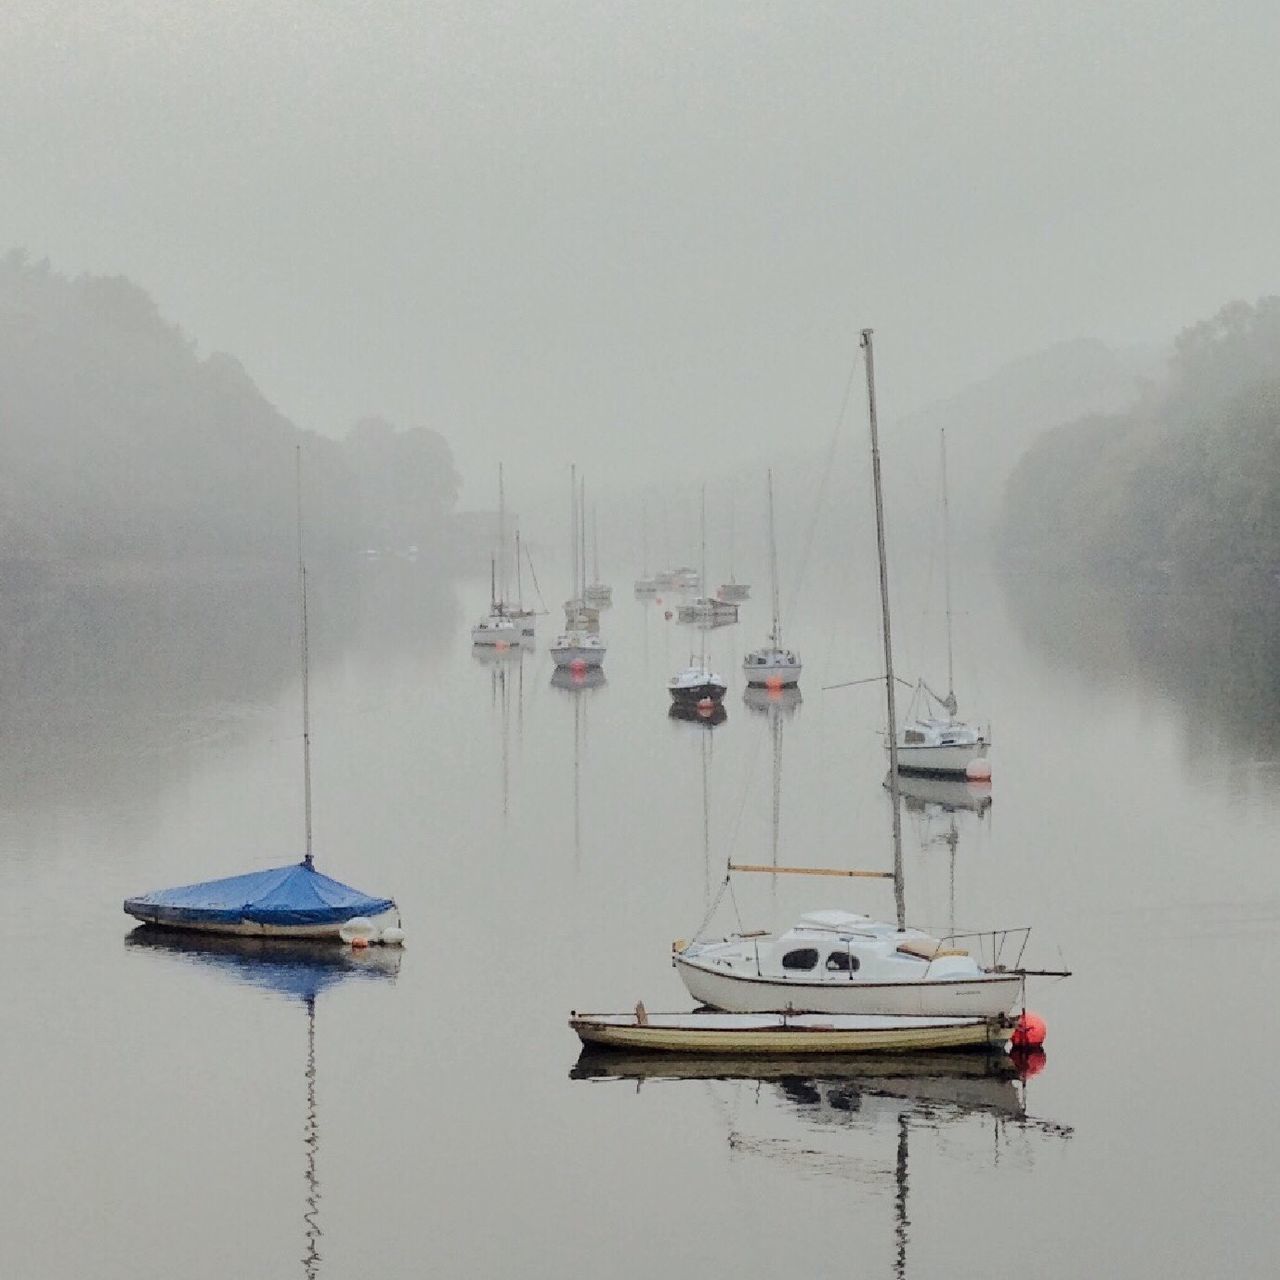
3 1 1279 501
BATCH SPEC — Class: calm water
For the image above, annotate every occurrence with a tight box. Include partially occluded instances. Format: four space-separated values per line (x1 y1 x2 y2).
2 551 1279 1278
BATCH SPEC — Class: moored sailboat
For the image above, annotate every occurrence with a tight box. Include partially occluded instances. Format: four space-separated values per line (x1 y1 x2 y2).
674 330 1046 1017
743 468 801 688
553 465 607 670
124 449 401 941
669 485 727 706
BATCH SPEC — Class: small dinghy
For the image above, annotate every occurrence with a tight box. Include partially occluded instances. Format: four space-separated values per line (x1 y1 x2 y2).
569 1007 1015 1055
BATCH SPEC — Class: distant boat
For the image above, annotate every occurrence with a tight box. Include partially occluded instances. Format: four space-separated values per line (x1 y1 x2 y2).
743 468 801 688
894 430 989 777
124 449 400 941
553 465 607 670
676 596 739 625
569 1008 1015 1055
583 505 613 608
634 499 659 595
718 492 751 601
669 485 728 707
472 463 520 648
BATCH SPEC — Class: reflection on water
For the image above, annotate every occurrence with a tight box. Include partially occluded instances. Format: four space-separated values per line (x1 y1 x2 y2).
668 701 728 728
1000 569 1280 764
572 1050 1070 1278
125 930 399 1279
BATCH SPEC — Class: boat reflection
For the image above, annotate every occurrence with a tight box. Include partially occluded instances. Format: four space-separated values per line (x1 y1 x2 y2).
668 701 728 728
571 1048 1070 1278
551 665 608 692
741 684 803 717
126 930 398 1278
892 771 992 817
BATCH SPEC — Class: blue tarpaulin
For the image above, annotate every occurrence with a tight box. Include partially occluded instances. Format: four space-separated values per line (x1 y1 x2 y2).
123 861 395 929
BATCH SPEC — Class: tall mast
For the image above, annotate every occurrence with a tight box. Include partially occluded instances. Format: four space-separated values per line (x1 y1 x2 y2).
767 468 781 647
862 329 904 930
295 446 314 870
699 483 708 669
579 475 587 601
641 498 649 576
497 462 506 609
515 526 524 607
728 493 736 583
592 506 600 584
569 464 578 603
940 428 955 711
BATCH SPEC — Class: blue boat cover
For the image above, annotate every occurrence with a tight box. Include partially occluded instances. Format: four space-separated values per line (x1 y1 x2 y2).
123 861 395 928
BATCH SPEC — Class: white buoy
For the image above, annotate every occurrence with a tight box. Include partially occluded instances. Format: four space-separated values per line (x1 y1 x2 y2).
379 926 406 947
339 916 376 943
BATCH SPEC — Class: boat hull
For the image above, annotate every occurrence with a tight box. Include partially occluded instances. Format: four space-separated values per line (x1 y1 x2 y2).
552 645 606 669
471 625 520 647
675 954 1021 1018
894 740 989 776
121 906 401 940
570 1011 1013 1055
669 682 727 705
743 658 802 687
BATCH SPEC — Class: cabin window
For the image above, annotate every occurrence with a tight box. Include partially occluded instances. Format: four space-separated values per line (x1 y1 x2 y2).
905 729 925 744
781 948 818 971
825 951 861 973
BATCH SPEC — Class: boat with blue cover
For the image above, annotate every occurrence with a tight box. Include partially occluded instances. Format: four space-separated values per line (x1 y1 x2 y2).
123 448 399 941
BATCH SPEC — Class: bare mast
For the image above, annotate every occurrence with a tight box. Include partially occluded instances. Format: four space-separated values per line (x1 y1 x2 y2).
295 446 314 869
861 329 905 930
767 468 781 647
940 428 956 713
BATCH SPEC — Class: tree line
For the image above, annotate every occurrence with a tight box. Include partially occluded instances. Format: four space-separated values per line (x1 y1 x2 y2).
0 250 459 562
1001 297 1280 589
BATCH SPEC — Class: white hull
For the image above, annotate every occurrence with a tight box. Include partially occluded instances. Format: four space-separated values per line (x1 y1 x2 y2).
552 644 606 669
132 907 401 941
743 656 801 686
894 740 989 775
675 954 1020 1018
472 618 520 646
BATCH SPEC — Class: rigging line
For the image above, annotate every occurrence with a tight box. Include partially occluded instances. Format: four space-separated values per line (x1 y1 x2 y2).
524 541 549 612
822 674 916 691
782 344 864 625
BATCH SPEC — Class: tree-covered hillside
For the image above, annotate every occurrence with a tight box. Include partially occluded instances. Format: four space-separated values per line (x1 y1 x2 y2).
1001 299 1280 587
0 251 458 561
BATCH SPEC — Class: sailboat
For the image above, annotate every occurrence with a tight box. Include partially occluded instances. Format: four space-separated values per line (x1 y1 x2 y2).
894 429 990 776
743 468 802 688
471 463 520 648
718 493 751 602
506 526 540 642
634 499 659 595
669 485 728 707
583 506 613 608
673 331 1031 1017
124 450 401 940
552 465 606 670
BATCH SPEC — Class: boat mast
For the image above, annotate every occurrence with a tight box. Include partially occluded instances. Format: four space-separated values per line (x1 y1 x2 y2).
568 464 578 605
295 446 314 870
768 468 781 647
497 462 506 610
640 497 649 576
861 329 905 930
940 428 956 714
699 483 708 669
728 493 736 584
515 526 524 607
579 474 588 602
591 505 600 585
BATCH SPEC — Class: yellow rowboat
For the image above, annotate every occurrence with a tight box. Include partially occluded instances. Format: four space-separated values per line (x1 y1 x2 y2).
569 1009 1015 1055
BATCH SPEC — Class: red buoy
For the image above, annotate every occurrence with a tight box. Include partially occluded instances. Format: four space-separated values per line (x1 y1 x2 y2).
966 759 992 782
1011 1010 1047 1048
765 674 784 691
569 657 587 674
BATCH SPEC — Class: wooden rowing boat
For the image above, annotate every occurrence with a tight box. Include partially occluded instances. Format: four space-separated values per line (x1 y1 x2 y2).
569 1008 1014 1055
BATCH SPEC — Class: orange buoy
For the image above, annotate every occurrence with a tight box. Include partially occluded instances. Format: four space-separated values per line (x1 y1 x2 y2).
1011 1010 1047 1048
350 936 370 950
966 759 992 782
570 657 587 674
765 674 784 691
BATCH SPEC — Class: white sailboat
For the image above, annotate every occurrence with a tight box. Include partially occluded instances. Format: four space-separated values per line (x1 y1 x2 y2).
674 330 1026 1017
894 429 989 777
743 468 801 688
583 506 613 608
718 492 751 602
669 485 728 707
471 462 520 648
552 465 606 670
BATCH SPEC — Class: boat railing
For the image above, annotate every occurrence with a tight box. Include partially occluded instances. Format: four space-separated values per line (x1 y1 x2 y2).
939 926 1032 971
